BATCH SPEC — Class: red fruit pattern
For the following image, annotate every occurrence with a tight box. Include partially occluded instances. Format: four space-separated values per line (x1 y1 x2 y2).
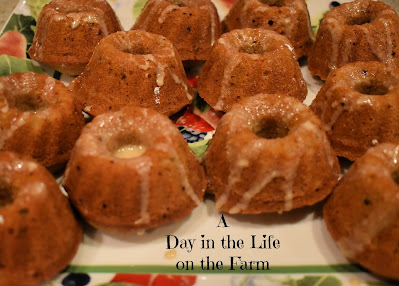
174 109 214 133
111 273 197 286
0 31 27 59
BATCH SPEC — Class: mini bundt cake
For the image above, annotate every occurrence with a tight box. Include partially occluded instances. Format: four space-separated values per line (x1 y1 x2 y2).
0 72 84 170
28 0 122 76
308 0 399 80
197 29 307 112
222 0 313 59
204 94 339 214
0 152 82 286
62 107 206 233
324 143 399 280
133 0 221 62
311 61 399 161
69 30 194 116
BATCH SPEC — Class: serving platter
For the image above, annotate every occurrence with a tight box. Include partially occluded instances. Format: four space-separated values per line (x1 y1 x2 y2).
0 0 398 285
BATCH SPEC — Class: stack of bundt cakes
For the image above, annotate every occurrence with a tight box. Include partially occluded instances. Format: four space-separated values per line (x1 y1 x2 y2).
324 143 399 280
311 61 399 161
0 72 84 170
0 152 82 286
62 107 206 233
308 0 399 80
222 0 313 59
69 30 194 116
197 28 307 112
204 94 339 214
28 0 122 76
133 0 221 62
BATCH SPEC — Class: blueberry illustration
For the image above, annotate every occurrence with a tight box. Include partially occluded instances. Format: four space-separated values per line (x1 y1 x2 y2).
329 1 340 9
62 273 90 286
179 127 207 143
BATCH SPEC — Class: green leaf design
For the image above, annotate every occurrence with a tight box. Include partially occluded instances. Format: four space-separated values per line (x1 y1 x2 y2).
25 0 50 20
0 55 45 76
282 275 342 286
2 14 36 53
188 139 210 158
193 91 210 113
132 0 148 22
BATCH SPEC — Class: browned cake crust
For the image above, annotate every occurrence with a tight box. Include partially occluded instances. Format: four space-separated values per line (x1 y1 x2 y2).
204 94 339 214
62 107 206 233
324 143 399 280
28 0 122 76
0 152 82 286
197 29 307 112
0 72 85 170
133 0 221 61
222 0 313 59
69 30 194 117
308 0 399 80
311 61 399 161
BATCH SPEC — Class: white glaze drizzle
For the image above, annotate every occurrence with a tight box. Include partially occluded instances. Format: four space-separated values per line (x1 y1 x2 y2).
200 5 216 45
158 5 177 24
51 7 109 35
134 158 152 225
77 108 201 206
325 17 343 71
356 18 394 65
171 73 192 100
153 86 161 104
214 30 292 110
213 36 241 110
229 170 280 214
143 55 165 86
0 114 28 149
215 133 259 210
134 52 192 101
154 142 201 206
216 100 322 213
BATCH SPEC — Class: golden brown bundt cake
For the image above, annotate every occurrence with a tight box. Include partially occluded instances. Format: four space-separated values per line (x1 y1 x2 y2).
62 107 206 233
197 29 307 112
69 30 194 117
28 0 122 76
308 0 399 80
311 62 399 161
324 143 399 280
0 152 82 286
204 94 339 214
222 0 313 59
0 72 84 170
133 0 221 62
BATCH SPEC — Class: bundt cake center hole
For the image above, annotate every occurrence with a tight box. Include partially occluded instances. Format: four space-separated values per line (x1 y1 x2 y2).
0 183 14 208
170 0 189 7
346 14 372 26
392 169 399 186
109 135 147 159
255 118 290 139
239 42 267 55
355 83 389 96
259 0 286 7
13 94 46 112
123 46 151 55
